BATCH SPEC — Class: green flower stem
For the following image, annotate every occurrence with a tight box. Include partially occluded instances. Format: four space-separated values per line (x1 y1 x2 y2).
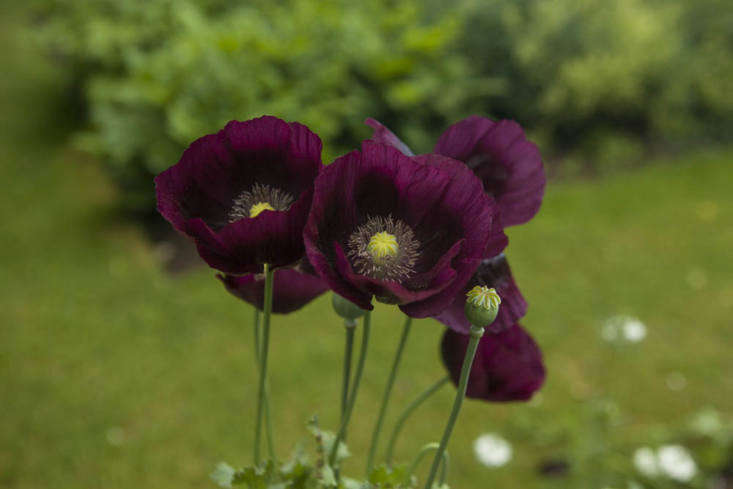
423 325 484 489
341 320 356 421
406 443 448 486
252 309 275 461
385 376 449 466
329 311 371 467
254 264 275 465
366 316 412 475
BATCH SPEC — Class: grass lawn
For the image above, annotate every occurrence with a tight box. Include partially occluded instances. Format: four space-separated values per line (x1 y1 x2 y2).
1 7 732 489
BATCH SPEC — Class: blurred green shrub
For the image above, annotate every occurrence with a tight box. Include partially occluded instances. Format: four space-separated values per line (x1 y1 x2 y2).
459 0 733 165
36 0 477 211
36 0 732 211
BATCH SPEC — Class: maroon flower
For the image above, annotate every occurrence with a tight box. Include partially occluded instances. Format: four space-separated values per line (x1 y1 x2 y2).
434 116 545 227
217 262 329 314
155 116 322 274
366 116 545 227
304 141 507 317
441 324 545 402
433 253 527 334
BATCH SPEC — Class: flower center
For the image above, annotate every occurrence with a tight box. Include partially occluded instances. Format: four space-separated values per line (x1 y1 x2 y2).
228 183 294 222
367 232 399 263
249 202 275 218
466 286 501 311
347 215 419 281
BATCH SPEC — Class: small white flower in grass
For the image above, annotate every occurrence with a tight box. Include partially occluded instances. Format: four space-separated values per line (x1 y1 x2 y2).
473 433 512 467
602 316 647 344
621 318 646 342
633 447 659 477
657 445 697 482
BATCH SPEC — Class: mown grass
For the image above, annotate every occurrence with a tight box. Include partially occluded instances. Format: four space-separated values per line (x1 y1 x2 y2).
1 6 731 489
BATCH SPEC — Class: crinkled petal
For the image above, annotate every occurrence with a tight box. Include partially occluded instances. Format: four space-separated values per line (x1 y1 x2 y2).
155 116 323 273
305 141 503 315
435 116 545 227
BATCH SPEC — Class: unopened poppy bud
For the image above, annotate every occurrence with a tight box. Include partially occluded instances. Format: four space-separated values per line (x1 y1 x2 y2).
332 293 368 322
464 286 501 328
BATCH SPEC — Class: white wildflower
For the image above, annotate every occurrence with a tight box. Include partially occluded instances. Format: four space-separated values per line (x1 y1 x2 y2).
473 433 512 468
657 445 697 482
602 316 646 344
633 447 659 477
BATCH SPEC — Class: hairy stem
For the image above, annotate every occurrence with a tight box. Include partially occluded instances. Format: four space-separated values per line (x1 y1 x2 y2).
341 321 356 421
423 325 484 489
329 311 371 466
254 264 275 465
366 316 412 475
253 309 275 461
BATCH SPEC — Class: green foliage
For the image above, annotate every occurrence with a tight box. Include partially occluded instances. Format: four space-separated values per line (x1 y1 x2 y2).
34 0 732 210
35 0 474 210
211 421 427 489
459 0 733 165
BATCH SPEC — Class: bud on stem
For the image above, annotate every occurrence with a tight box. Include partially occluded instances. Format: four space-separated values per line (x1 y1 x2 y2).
464 285 501 328
332 293 368 321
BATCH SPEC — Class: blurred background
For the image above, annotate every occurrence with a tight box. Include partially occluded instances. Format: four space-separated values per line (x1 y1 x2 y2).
1 0 731 487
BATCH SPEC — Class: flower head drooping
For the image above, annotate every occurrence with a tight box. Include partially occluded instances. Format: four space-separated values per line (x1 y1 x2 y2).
304 141 507 316
441 324 545 402
155 116 323 274
217 260 328 314
465 286 501 328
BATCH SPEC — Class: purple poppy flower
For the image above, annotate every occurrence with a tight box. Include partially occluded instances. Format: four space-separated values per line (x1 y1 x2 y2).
365 117 545 227
217 262 329 314
155 116 322 274
441 324 545 402
434 116 545 227
433 253 527 334
304 141 507 317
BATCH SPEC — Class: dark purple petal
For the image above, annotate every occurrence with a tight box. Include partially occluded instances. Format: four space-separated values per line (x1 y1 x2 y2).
155 116 323 273
441 324 545 402
435 116 545 227
365 118 415 156
304 141 505 316
217 266 329 314
433 254 527 334
155 131 234 232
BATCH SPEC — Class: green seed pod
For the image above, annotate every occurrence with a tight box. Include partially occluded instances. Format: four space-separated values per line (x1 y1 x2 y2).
464 286 501 328
332 293 368 322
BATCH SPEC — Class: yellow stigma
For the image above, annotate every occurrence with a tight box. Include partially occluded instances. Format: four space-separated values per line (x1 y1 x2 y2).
367 231 399 263
466 286 501 311
249 201 275 218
